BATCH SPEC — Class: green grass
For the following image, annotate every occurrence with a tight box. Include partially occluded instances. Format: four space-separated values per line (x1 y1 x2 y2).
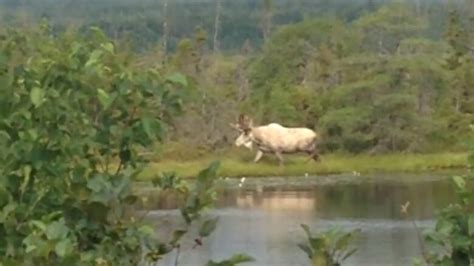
138 150 469 180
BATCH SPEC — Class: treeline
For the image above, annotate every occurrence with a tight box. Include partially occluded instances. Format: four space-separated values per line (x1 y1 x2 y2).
164 2 474 155
1 1 474 155
0 0 465 52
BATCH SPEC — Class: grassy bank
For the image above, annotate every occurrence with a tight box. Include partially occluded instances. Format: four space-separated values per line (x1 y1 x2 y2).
138 151 468 180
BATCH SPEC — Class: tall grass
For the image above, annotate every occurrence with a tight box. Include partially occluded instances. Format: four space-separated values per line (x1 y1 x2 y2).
138 151 468 180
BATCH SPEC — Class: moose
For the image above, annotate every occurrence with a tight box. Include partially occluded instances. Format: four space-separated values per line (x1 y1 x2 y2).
230 114 320 165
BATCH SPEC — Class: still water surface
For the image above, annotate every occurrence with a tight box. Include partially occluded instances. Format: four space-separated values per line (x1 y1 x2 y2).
143 173 458 266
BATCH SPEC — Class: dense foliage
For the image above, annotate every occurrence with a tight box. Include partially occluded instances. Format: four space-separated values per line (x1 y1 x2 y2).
1 1 474 155
0 25 251 265
247 4 474 153
418 140 474 265
159 2 474 155
0 0 466 52
421 174 474 265
298 224 360 266
0 1 472 265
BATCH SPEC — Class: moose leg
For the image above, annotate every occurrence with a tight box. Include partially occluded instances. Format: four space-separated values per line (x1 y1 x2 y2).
254 150 264 163
275 151 284 166
307 147 321 162
306 141 321 162
311 151 321 162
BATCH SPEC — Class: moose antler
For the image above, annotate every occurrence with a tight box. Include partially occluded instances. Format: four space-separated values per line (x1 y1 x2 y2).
238 114 253 129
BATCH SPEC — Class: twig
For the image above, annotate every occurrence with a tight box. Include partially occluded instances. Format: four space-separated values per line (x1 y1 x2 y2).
174 244 181 266
115 160 123 176
401 201 429 265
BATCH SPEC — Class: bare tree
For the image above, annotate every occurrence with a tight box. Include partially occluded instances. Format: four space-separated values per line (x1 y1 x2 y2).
162 0 169 64
261 0 273 43
213 0 222 53
414 0 421 16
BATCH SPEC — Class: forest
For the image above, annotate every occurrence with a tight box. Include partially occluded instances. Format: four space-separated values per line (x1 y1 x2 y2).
0 1 472 158
2 0 470 156
0 1 473 265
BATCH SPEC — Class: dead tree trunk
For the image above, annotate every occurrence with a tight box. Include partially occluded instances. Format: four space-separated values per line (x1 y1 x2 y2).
162 0 169 64
261 0 273 43
213 0 222 53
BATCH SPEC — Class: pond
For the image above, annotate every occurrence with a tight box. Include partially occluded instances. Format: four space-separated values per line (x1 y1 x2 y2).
141 172 459 266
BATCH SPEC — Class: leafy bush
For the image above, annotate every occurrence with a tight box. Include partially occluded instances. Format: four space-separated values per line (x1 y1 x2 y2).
0 24 252 265
298 224 360 266
420 176 473 265
414 131 474 265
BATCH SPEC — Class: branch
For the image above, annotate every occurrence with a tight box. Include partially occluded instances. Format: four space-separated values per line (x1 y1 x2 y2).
174 244 181 266
401 201 429 265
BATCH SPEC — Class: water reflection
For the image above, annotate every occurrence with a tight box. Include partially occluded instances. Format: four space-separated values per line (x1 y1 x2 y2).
143 176 456 266
235 191 316 211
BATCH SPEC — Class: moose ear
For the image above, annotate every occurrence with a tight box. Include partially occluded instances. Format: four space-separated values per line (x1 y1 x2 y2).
238 114 246 124
229 123 240 131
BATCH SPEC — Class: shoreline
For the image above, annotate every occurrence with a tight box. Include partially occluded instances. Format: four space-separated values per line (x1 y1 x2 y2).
138 152 469 180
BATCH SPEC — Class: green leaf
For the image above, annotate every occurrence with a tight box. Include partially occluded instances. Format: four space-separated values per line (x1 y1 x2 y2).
468 214 474 236
335 230 359 251
80 252 95 262
180 209 192 224
436 219 454 235
452 176 466 190
412 258 424 266
227 254 255 265
30 220 47 231
0 186 10 208
199 217 219 238
20 165 32 196
24 236 37 253
101 42 114 53
0 130 11 141
156 172 180 189
46 220 69 240
301 224 312 239
156 242 173 255
97 88 114 110
0 202 17 223
309 236 327 251
138 225 155 236
342 247 358 261
30 87 45 108
298 243 313 259
141 117 155 141
166 73 188 87
0 51 7 67
123 195 138 204
207 254 255 266
170 230 187 246
197 161 220 182
55 238 73 257
452 235 471 249
468 153 474 167
87 175 106 192
85 49 103 67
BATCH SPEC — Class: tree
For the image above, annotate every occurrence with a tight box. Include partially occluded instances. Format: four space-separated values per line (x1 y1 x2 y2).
261 0 273 43
213 0 222 53
162 0 169 64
